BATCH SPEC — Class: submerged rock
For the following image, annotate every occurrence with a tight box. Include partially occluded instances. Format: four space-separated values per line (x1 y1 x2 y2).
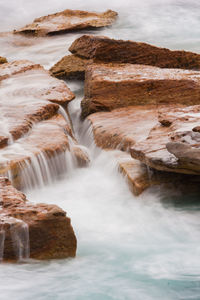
130 105 200 175
81 63 200 118
0 177 77 261
69 35 200 70
14 9 117 36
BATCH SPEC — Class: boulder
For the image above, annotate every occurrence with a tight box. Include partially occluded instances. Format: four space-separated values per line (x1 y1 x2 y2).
69 35 200 70
130 104 200 175
14 10 117 36
82 63 200 118
0 177 77 261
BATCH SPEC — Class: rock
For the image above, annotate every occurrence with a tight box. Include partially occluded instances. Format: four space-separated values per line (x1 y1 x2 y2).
130 104 200 175
50 55 92 80
14 9 118 36
82 63 200 118
0 177 77 261
0 115 90 190
0 56 7 64
0 60 75 104
88 105 158 151
0 60 74 147
0 60 89 189
69 35 200 70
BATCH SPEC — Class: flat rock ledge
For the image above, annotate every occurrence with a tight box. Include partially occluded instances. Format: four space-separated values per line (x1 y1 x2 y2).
81 63 200 118
131 105 200 175
0 177 77 261
14 9 118 36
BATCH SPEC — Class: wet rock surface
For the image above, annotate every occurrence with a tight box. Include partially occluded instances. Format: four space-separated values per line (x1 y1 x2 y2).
82 63 200 118
14 10 117 36
0 60 89 189
0 177 77 261
69 35 200 70
131 105 200 175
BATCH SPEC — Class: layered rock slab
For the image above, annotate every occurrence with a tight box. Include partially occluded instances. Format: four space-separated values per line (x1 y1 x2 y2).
0 177 77 261
131 105 200 175
82 63 200 118
14 9 117 36
0 60 74 147
69 35 200 70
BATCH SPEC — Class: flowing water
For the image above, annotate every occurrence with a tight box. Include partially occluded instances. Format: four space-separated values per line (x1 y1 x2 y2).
0 0 200 299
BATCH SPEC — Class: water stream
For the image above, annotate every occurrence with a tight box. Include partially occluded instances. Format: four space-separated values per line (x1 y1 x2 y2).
0 0 200 299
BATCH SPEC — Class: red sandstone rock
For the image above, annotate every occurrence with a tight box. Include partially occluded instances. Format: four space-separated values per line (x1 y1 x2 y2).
0 60 75 147
130 105 200 175
50 55 92 80
69 35 200 70
82 63 200 118
14 10 117 36
0 177 77 261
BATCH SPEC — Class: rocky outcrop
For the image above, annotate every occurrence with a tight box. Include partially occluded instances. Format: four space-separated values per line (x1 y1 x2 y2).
130 104 200 175
50 55 92 80
0 56 7 64
14 10 117 36
82 63 200 118
0 60 89 189
0 177 77 261
69 35 200 70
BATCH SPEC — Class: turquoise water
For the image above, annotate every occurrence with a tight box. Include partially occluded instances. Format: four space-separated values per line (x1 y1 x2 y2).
0 0 200 299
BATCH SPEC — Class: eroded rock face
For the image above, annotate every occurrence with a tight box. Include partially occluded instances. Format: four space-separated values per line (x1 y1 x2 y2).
130 105 200 175
0 56 7 64
82 63 200 118
14 10 117 36
0 177 77 261
69 35 200 70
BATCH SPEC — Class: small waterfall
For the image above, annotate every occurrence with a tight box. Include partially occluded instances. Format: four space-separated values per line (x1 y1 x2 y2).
0 216 30 261
10 218 30 261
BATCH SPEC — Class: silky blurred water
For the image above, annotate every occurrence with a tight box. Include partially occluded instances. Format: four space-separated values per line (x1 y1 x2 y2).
0 0 200 299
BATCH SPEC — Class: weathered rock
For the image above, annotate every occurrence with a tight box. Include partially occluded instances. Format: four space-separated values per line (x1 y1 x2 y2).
0 56 7 64
69 35 200 70
0 177 77 261
0 60 75 104
0 60 89 189
131 104 200 175
82 63 200 118
14 10 117 36
0 60 75 147
50 55 92 80
88 106 158 151
0 115 90 190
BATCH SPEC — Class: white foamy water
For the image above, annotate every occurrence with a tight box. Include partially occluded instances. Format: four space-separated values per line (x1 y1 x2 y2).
0 0 200 299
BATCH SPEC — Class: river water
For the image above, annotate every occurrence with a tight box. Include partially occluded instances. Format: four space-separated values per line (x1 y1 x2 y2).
0 0 200 299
